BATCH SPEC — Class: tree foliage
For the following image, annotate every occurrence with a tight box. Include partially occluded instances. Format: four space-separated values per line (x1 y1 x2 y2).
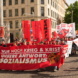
64 1 78 30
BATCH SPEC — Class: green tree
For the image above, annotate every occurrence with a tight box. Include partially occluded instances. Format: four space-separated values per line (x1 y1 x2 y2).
64 1 78 30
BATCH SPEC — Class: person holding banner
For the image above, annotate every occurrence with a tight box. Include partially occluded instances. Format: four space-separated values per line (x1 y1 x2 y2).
56 41 60 45
60 40 66 45
22 40 27 45
51 40 56 45
13 40 17 46
16 40 21 46
1 40 7 47
71 42 76 55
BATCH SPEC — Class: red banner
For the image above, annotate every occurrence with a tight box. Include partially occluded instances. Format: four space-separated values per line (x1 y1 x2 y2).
0 27 4 38
52 31 58 39
41 19 52 41
58 30 66 38
22 21 30 41
0 45 68 70
32 21 44 42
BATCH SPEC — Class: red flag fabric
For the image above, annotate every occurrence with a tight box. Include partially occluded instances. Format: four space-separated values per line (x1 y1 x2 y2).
22 21 30 41
58 30 66 38
0 27 4 38
41 19 52 41
32 21 44 42
52 31 58 39
40 20 45 41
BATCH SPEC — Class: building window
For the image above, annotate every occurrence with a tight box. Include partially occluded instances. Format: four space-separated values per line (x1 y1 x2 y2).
9 0 12 5
3 21 6 26
53 11 54 17
55 22 56 28
3 0 6 6
48 8 49 16
15 21 19 28
9 10 12 17
3 10 6 17
31 19 34 21
53 2 54 7
21 8 25 15
51 0 52 5
52 22 54 28
31 7 34 14
41 0 44 4
31 0 34 2
9 21 13 28
54 12 55 18
51 10 52 17
55 3 57 9
41 7 44 16
15 9 18 16
15 0 18 4
55 12 57 18
16 32 19 38
48 0 49 4
21 0 25 3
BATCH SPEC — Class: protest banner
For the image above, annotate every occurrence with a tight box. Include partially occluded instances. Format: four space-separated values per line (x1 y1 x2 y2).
52 31 58 39
32 21 44 42
67 23 76 38
73 38 78 46
22 21 31 41
56 23 76 38
65 41 73 58
41 19 52 41
0 45 67 70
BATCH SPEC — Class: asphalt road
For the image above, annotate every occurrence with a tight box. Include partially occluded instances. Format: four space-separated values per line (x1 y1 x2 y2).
0 54 78 78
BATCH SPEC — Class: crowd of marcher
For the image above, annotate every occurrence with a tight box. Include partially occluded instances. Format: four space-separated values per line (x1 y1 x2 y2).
0 37 76 47
0 36 77 72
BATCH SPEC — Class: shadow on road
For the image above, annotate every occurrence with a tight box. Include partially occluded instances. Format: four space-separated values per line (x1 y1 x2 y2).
31 73 78 78
65 59 78 63
69 54 78 57
64 67 78 72
0 69 56 78
0 66 55 74
31 73 56 78
0 68 78 78
65 54 78 63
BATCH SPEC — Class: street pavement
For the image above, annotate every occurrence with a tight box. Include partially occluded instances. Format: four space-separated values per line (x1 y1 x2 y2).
0 54 78 78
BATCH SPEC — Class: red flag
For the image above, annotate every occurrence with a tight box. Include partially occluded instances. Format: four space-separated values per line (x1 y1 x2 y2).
0 27 4 38
40 20 45 41
22 20 30 41
32 21 44 42
52 31 58 39
41 19 52 41
58 30 66 38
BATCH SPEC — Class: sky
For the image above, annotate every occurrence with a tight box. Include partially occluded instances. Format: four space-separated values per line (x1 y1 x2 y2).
66 0 77 4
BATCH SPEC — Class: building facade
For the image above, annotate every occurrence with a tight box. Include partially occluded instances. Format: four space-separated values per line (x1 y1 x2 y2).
3 0 68 40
